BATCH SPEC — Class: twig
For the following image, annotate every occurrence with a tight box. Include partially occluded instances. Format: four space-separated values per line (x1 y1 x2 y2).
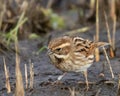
112 15 116 51
104 10 115 57
111 0 116 51
102 46 114 78
95 0 100 62
3 57 11 93
25 64 28 89
104 11 112 45
29 63 34 89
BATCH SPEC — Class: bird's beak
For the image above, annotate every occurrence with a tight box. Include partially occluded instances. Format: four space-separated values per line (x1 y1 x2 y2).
47 49 53 55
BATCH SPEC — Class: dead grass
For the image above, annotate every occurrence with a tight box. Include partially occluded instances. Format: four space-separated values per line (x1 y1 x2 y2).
25 64 28 89
15 42 24 96
102 46 114 79
3 57 11 93
104 11 115 58
95 0 100 62
29 62 34 89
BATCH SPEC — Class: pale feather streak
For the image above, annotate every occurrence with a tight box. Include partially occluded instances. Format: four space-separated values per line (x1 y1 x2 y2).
56 43 70 48
54 54 69 59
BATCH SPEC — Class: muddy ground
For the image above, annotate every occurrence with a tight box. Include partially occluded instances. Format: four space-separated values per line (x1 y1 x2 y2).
0 10 120 96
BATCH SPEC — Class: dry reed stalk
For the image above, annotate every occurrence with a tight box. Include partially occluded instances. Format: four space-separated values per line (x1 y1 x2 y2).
25 64 28 89
95 48 99 62
109 47 115 58
29 63 34 89
102 46 114 79
111 0 116 51
3 57 11 93
104 11 112 45
112 15 116 51
0 2 6 30
90 0 95 10
104 11 115 58
95 0 100 62
15 43 24 96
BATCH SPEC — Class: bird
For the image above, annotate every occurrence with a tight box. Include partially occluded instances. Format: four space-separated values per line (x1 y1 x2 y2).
47 36 109 90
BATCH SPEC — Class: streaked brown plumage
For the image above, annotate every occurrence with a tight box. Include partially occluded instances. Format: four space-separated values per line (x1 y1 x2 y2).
48 36 108 90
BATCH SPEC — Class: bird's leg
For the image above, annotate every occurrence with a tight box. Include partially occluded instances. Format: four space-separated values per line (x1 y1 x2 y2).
83 70 89 91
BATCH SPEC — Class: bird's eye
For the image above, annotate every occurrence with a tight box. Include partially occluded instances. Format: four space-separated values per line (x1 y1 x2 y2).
56 48 62 51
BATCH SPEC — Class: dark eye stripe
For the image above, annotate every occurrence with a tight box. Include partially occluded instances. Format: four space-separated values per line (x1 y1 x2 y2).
55 48 61 51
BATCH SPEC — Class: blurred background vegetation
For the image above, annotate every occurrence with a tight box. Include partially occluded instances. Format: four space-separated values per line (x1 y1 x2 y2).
0 0 120 53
